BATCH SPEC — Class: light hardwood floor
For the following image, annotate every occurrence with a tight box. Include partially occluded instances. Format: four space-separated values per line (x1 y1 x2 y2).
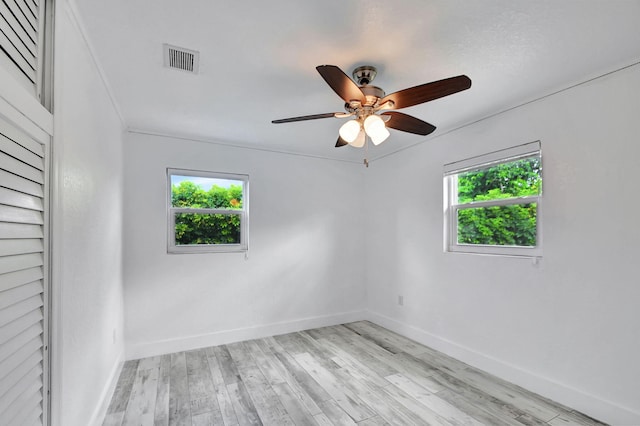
103 321 606 426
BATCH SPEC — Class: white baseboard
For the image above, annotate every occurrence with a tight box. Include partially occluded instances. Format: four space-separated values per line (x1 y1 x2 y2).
88 350 124 426
365 310 640 426
126 310 367 360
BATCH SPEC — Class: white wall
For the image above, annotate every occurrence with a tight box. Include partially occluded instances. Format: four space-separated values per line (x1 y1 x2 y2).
123 133 366 358
51 3 126 425
364 64 640 425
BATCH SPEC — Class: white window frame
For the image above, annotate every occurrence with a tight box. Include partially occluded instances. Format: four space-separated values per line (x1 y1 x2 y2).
444 141 542 257
167 168 249 254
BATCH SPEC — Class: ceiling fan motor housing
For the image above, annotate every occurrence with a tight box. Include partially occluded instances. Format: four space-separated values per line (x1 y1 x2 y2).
344 84 386 118
353 65 377 85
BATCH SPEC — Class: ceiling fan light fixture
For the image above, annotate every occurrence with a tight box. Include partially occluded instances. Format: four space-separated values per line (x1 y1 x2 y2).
338 119 362 143
364 114 390 145
272 65 471 160
349 129 366 148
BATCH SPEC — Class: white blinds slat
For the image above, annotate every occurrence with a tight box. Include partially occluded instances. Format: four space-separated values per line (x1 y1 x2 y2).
0 204 43 224
0 280 42 310
0 203 43 224
0 222 42 239
0 187 43 211
4 389 42 426
0 336 41 382
0 239 43 256
0 3 36 57
0 321 40 362
0 133 44 170
0 151 44 183
0 26 35 82
0 3 36 63
0 252 43 274
0 50 32 93
0 117 43 157
0 253 44 282
0 379 42 424
0 300 42 338
27 0 38 15
0 368 41 415
0 295 42 326
4 387 42 425
0 266 42 292
14 0 37 31
3 0 37 43
0 169 43 197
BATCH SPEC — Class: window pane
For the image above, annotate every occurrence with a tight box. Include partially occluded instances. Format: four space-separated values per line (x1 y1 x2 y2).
171 175 243 209
457 203 537 247
457 156 541 204
175 213 241 245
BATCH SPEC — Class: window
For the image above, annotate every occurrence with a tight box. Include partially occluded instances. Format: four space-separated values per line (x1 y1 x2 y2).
168 169 248 253
444 141 542 257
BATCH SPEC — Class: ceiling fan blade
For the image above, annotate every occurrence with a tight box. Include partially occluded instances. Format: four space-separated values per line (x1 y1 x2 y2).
335 136 348 147
316 65 366 104
381 111 436 136
272 112 339 124
379 75 471 110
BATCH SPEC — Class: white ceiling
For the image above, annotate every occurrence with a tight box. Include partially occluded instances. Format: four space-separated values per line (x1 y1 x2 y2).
73 0 640 163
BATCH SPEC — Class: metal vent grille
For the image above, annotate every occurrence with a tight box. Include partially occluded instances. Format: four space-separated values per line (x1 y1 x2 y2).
163 44 199 73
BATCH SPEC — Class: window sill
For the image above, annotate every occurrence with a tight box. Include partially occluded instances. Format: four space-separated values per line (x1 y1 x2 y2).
447 244 542 259
168 245 248 254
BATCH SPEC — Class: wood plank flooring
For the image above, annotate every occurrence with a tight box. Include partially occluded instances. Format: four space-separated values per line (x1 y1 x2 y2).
103 322 607 426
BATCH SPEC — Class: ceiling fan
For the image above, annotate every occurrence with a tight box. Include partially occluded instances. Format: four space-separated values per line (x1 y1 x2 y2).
272 64 471 165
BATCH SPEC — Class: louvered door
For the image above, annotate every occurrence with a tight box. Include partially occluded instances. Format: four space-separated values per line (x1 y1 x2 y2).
0 0 46 96
0 114 47 425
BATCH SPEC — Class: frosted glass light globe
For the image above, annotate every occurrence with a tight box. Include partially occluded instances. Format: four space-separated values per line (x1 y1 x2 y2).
364 115 390 145
350 129 365 147
338 120 362 143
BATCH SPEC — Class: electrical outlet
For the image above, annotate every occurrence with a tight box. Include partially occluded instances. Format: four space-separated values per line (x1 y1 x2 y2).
398 295 404 306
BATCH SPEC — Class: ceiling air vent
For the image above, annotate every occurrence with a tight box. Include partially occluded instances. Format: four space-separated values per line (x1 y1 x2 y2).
163 44 200 74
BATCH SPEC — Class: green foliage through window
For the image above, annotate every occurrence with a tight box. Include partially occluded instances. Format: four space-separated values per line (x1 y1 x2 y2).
454 156 541 247
457 157 541 204
175 213 241 245
457 203 537 246
171 180 243 210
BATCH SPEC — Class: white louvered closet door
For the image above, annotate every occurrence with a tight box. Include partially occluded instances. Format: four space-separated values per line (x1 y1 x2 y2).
0 0 46 96
0 0 45 98
0 114 47 425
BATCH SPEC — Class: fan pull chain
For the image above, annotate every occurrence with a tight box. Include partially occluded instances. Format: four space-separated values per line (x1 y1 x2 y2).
364 138 370 167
